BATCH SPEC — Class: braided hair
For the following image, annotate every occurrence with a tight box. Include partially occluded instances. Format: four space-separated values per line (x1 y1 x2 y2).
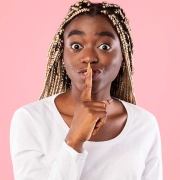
39 0 136 104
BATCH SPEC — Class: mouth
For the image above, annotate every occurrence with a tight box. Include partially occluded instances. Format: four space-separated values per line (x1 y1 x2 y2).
77 68 102 80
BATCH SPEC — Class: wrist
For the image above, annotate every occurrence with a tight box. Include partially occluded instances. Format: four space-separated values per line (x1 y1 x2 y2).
65 136 84 153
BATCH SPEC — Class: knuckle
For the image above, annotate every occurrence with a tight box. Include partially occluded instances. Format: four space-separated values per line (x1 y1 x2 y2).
79 101 89 108
80 102 86 108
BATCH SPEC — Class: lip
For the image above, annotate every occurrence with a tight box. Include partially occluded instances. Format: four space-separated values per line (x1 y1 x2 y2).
77 67 102 80
77 67 102 73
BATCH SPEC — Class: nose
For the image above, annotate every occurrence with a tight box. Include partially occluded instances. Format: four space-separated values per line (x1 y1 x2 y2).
80 48 98 64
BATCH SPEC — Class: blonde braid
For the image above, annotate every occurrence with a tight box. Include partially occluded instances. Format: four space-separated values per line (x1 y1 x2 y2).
39 0 136 104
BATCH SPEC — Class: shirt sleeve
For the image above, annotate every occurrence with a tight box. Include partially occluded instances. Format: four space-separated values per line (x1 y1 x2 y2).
10 108 88 180
142 119 163 180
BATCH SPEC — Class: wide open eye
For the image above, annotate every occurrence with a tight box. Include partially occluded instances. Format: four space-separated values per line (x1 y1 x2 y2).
98 44 111 51
71 43 83 50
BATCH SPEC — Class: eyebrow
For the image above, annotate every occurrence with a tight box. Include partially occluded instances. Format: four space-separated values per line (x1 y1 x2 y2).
67 30 115 40
95 31 115 40
68 30 85 38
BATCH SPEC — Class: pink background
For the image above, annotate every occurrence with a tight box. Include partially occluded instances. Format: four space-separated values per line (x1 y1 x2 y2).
1 0 179 179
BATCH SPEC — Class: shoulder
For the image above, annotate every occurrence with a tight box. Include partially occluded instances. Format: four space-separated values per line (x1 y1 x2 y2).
120 101 162 149
120 100 158 129
17 94 58 113
11 94 59 125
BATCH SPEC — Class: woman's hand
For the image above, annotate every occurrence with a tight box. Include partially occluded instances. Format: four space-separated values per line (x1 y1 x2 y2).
65 63 111 152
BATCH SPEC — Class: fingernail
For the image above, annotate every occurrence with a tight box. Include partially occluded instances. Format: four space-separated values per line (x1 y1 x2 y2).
85 72 88 77
107 99 113 104
87 63 90 73
102 99 113 107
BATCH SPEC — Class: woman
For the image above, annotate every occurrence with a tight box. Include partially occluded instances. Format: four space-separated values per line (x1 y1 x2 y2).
10 0 163 179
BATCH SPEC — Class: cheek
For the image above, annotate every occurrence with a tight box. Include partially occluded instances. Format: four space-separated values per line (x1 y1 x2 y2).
107 63 121 80
63 51 73 78
63 46 71 61
63 47 74 66
106 50 122 69
104 51 122 79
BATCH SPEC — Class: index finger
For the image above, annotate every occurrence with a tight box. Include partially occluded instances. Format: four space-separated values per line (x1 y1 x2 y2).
80 63 92 101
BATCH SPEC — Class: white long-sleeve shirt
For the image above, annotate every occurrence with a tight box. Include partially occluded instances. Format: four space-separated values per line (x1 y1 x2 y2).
10 94 163 180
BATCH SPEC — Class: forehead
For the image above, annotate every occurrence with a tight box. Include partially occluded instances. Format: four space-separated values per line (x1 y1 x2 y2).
64 15 119 39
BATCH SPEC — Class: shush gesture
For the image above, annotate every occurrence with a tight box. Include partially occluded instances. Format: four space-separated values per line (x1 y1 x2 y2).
65 63 112 152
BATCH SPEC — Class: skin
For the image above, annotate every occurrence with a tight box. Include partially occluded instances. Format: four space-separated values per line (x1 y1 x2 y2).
54 15 127 153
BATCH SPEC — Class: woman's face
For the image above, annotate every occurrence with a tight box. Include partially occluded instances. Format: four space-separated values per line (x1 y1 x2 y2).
63 15 123 94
